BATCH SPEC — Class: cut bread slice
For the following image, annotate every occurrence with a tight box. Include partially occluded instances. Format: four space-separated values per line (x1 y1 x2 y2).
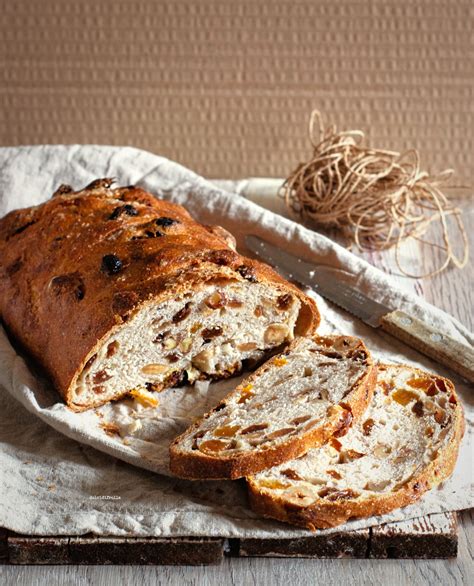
247 364 464 530
169 335 376 479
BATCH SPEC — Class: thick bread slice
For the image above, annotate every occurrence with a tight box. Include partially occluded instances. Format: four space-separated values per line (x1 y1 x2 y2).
169 335 376 480
0 179 319 411
247 364 465 530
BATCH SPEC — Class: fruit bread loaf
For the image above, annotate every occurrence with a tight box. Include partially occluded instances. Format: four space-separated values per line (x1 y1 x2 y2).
0 179 319 411
169 335 376 479
247 364 464 530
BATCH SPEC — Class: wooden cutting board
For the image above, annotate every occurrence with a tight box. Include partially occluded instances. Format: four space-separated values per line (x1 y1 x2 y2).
0 512 458 564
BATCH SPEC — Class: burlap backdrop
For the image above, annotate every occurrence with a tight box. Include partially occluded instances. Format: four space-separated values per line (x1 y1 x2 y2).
0 0 472 181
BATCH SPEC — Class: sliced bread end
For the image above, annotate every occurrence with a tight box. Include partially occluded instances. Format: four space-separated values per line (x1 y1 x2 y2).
247 364 465 530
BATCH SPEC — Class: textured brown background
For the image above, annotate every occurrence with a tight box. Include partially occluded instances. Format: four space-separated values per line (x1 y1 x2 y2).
0 0 472 181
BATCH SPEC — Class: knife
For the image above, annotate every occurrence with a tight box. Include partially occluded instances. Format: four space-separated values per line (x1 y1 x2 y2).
246 235 474 383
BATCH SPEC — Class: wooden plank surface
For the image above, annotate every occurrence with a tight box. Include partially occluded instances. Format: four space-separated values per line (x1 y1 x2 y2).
0 510 472 586
370 512 458 559
4 534 224 566
0 513 459 564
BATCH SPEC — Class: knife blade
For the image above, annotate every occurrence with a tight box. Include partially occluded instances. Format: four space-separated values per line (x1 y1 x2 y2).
245 235 474 383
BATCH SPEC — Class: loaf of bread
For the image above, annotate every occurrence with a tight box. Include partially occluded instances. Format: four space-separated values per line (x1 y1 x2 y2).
0 179 319 411
170 335 376 479
247 364 464 530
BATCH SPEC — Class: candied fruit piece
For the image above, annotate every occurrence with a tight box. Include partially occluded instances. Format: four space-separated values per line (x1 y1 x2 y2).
362 418 375 436
129 388 159 407
238 384 255 404
93 370 111 384
199 439 230 454
205 292 225 309
392 389 419 406
258 479 290 490
339 449 365 463
407 377 437 396
202 326 223 340
172 302 192 323
330 438 342 451
106 341 119 358
379 380 391 395
254 306 264 317
434 409 447 425
435 378 449 393
214 425 240 438
412 401 424 417
277 293 293 310
274 357 288 367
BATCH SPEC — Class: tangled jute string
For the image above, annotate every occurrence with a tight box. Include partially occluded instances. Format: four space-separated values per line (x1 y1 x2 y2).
282 111 469 278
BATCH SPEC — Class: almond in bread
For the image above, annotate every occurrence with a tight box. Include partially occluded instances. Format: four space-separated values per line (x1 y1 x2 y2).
247 364 464 530
169 335 376 479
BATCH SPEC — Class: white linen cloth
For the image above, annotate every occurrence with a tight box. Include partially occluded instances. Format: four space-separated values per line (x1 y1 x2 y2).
0 145 472 537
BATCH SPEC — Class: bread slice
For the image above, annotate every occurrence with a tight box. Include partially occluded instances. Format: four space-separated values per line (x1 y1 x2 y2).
169 335 376 480
247 364 464 530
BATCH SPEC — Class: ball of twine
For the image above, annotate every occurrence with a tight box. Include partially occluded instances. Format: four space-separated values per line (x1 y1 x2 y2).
282 110 469 278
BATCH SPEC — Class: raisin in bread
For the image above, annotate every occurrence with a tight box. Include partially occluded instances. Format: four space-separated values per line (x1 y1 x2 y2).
247 364 464 530
0 179 319 411
169 335 376 479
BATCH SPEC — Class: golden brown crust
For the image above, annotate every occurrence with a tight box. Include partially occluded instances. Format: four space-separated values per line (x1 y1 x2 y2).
169 335 376 480
0 179 320 409
246 366 465 531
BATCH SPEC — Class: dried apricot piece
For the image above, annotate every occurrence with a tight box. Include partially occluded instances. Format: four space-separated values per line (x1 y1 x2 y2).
392 389 419 406
412 401 424 417
407 377 437 396
238 384 255 404
199 439 230 454
258 479 290 490
129 388 159 408
362 418 375 435
214 425 240 438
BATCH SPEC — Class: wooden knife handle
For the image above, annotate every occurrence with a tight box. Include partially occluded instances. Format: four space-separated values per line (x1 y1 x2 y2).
380 310 474 383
